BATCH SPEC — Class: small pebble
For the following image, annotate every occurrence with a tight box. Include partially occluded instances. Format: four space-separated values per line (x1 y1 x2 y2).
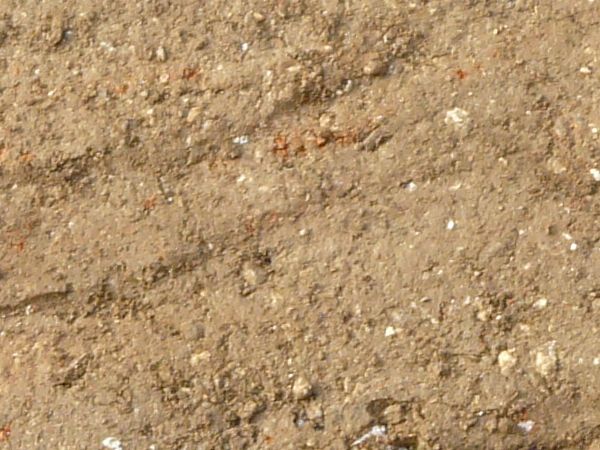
384 326 397 337
405 181 417 192
156 46 167 62
517 420 535 433
362 53 387 76
498 350 517 376
351 425 387 447
535 346 557 378
102 437 123 450
591 168 600 181
292 376 313 400
447 219 456 230
252 12 265 22
533 298 548 309
186 107 202 123
445 107 469 128
233 135 249 145
570 242 578 251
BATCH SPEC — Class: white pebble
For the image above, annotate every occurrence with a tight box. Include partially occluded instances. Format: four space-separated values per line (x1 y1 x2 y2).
535 344 557 378
233 135 249 145
444 107 469 128
593 357 600 366
292 376 312 400
405 181 417 192
498 350 517 375
570 242 578 251
446 219 456 230
156 46 167 62
533 298 548 309
580 66 592 74
241 42 250 52
517 420 535 433
384 326 397 337
102 437 123 450
591 168 600 181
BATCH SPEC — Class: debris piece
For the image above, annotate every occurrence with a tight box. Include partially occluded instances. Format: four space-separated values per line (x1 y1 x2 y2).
384 326 397 337
186 107 202 123
156 46 167 62
405 181 417 192
517 420 535 433
535 343 558 378
102 437 123 450
498 350 517 375
533 298 548 309
351 425 387 447
445 107 469 128
292 376 312 400
233 136 249 145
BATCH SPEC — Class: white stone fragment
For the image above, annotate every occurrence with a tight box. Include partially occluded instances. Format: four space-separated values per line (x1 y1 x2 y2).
498 350 517 375
351 425 387 447
102 437 123 450
445 107 470 128
517 420 535 433
533 298 548 309
384 326 397 337
233 135 249 145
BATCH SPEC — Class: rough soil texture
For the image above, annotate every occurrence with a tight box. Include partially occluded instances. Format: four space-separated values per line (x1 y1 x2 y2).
1 1 599 449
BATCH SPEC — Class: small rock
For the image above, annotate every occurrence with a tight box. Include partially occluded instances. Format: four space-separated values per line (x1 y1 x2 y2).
591 168 600 182
517 420 535 433
102 437 123 450
384 326 397 337
533 298 548 310
405 181 417 192
292 376 313 400
233 135 249 145
351 425 387 447
252 12 265 22
156 46 167 62
498 350 517 376
362 53 388 76
242 263 267 287
186 107 203 123
445 108 469 128
446 219 456 230
535 345 558 378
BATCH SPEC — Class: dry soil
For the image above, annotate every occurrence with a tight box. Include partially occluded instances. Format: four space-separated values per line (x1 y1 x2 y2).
0 1 599 449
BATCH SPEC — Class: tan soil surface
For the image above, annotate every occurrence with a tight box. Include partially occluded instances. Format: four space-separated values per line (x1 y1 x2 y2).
0 1 599 449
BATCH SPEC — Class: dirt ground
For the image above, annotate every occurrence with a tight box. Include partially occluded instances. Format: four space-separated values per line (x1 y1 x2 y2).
0 0 599 449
